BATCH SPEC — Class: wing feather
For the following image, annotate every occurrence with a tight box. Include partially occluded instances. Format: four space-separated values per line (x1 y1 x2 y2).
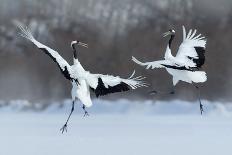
186 29 192 39
176 26 206 68
132 56 196 71
189 29 197 39
132 56 172 69
17 23 72 80
85 71 147 97
182 26 186 41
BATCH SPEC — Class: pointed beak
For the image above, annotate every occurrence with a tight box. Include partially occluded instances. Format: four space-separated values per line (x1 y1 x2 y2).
78 42 88 48
163 31 171 37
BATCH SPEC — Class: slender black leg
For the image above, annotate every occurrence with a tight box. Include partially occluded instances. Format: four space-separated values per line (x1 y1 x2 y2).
82 105 89 117
60 101 75 134
194 85 204 115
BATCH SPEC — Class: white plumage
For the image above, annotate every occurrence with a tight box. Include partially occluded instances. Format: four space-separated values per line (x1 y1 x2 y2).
17 24 147 133
132 26 207 114
175 27 206 68
132 26 207 86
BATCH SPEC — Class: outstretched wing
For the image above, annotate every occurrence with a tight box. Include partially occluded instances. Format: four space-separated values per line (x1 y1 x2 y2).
132 56 196 71
85 70 147 97
17 24 72 80
132 56 172 69
175 26 206 68
132 56 166 69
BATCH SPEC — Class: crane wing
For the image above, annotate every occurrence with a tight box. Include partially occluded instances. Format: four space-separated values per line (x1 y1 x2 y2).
175 26 206 68
85 70 147 97
17 24 72 80
132 56 196 71
132 56 171 69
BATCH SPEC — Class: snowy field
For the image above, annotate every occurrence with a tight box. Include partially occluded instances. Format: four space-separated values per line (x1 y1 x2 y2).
0 99 232 155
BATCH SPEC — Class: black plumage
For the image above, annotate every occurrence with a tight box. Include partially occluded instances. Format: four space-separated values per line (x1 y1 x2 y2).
187 47 205 68
161 64 196 72
193 47 205 68
91 78 130 97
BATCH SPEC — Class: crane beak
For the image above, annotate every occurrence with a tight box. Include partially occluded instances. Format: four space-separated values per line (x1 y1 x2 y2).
163 31 171 37
78 42 88 48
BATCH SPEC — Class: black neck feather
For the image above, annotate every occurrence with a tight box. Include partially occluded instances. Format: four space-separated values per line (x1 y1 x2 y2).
169 34 175 48
72 45 78 59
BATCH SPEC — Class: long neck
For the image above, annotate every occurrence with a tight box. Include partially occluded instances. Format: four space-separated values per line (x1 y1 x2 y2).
72 44 78 60
169 34 175 48
72 45 82 66
71 45 85 72
165 34 175 59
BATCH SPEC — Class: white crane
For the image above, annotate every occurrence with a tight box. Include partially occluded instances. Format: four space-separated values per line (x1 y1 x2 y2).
17 24 147 133
132 26 207 114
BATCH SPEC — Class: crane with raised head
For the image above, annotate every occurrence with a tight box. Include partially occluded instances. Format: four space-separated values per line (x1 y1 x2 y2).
17 24 147 133
132 26 207 114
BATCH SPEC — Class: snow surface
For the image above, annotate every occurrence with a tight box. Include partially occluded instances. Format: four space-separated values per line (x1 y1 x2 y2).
0 99 232 155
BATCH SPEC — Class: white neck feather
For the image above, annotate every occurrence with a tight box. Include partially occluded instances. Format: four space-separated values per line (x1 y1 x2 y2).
72 58 86 74
164 45 174 60
73 58 80 65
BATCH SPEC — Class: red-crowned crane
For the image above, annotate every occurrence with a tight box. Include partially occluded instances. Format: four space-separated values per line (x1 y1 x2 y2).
17 24 147 133
132 26 207 115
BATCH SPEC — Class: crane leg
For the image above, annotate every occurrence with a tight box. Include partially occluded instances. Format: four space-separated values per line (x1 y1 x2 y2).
60 100 75 134
194 85 204 115
82 105 89 117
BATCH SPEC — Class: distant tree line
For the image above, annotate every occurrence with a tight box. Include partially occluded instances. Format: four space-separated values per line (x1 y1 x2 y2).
0 0 231 102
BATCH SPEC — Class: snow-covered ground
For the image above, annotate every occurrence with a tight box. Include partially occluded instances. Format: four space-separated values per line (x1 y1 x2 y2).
0 99 232 155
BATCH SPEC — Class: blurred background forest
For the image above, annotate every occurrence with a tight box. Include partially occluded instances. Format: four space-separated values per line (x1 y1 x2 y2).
0 0 232 102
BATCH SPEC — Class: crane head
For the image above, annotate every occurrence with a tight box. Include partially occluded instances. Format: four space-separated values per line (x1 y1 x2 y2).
163 29 175 37
71 40 88 48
